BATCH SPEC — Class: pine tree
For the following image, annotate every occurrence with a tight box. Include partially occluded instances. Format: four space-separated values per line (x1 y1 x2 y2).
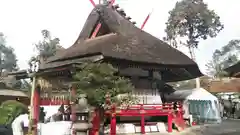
73 62 137 108
0 32 18 75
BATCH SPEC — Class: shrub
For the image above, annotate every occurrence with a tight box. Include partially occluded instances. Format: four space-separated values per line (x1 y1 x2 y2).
73 62 137 108
0 100 28 125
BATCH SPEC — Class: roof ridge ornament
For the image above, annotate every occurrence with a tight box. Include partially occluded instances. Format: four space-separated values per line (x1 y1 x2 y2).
112 4 119 10
88 0 116 38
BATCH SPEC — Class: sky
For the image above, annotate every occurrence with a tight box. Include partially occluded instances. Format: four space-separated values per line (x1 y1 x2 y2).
0 0 240 74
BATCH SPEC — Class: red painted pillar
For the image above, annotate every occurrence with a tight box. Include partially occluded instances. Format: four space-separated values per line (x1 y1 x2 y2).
168 113 173 132
33 85 40 121
71 85 77 135
140 105 145 134
141 115 145 134
110 113 116 135
33 85 41 135
110 104 116 135
90 109 100 135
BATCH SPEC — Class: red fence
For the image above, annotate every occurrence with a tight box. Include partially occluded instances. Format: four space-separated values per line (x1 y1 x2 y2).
38 96 185 135
90 103 185 135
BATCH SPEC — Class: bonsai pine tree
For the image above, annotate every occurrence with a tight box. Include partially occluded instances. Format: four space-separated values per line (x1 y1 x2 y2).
73 62 137 109
73 62 138 133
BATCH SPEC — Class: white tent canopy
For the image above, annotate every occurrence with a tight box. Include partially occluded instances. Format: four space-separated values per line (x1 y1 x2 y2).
164 87 217 101
187 88 218 101
164 88 221 123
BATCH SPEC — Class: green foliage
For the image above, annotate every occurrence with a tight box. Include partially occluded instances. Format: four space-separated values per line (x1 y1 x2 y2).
0 107 9 124
35 29 60 59
73 62 137 108
206 39 240 77
0 100 28 125
205 59 229 78
164 0 223 49
28 29 61 73
0 32 18 74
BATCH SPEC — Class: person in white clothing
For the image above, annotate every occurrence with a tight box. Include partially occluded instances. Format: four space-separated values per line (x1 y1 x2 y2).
11 113 29 135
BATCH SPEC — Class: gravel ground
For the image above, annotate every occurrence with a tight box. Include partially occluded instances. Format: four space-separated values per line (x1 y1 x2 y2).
183 119 240 135
125 119 240 135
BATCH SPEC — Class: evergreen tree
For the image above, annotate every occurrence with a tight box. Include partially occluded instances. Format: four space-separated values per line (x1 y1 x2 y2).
206 39 240 78
29 29 61 72
35 29 60 60
0 32 18 75
73 62 137 108
164 0 224 53
164 0 224 87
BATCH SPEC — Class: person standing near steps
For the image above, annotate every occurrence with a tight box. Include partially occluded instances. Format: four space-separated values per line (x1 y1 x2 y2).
11 110 29 135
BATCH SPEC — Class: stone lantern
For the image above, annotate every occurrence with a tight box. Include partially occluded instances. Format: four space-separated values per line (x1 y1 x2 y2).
72 94 92 135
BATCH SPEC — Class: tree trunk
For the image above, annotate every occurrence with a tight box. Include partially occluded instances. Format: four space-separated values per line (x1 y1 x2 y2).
187 21 200 89
188 46 200 88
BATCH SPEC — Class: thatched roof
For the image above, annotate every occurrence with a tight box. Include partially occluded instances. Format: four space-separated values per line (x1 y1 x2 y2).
47 5 197 65
7 70 28 80
225 62 240 77
39 55 103 70
0 89 28 97
208 78 240 93
39 4 202 81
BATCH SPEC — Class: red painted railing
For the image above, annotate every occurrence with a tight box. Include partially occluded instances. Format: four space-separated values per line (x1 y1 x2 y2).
102 103 185 135
38 96 185 134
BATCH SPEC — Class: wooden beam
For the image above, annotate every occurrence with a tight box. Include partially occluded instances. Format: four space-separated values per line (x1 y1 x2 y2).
91 23 102 38
110 0 115 5
140 9 153 30
89 0 96 7
89 0 115 38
